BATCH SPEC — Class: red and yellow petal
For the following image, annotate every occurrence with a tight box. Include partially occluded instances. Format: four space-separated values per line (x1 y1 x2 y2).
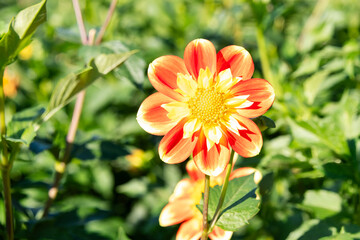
230 78 275 118
137 92 179 135
226 115 263 158
159 120 198 164
216 45 254 80
176 218 202 240
159 199 195 227
193 130 230 177
209 226 233 240
184 39 217 79
169 178 194 202
148 55 189 101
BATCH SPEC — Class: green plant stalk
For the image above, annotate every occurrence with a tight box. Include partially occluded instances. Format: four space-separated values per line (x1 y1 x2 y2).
201 174 211 240
0 70 14 240
255 26 281 97
1 168 14 240
208 150 235 233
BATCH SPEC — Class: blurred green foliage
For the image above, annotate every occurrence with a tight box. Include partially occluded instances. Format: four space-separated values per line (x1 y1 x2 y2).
0 0 359 239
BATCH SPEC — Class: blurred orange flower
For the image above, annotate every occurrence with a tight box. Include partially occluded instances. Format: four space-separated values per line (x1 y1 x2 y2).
137 39 274 176
159 160 261 240
19 44 33 60
3 68 20 98
125 148 153 171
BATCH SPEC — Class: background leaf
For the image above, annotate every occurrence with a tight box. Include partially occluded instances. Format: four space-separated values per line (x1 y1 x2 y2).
42 51 136 121
0 0 46 69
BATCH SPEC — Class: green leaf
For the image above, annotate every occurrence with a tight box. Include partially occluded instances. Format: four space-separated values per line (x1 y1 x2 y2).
300 190 342 219
199 174 260 231
6 106 45 145
42 51 136 121
252 115 276 131
304 70 329 105
0 0 47 69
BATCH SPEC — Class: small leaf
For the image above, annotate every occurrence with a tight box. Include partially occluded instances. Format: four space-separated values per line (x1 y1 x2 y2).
93 51 137 75
0 0 47 69
252 115 276 131
42 51 136 121
6 106 45 145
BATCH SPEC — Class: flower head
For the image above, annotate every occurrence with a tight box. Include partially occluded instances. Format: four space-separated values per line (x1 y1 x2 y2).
137 39 274 176
159 160 262 240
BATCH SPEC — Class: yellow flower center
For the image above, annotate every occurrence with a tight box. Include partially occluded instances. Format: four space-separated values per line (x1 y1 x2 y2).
188 87 228 126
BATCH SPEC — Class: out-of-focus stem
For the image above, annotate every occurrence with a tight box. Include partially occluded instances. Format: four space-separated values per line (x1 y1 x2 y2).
95 0 117 45
255 27 273 84
1 168 14 240
201 175 210 240
41 90 86 218
72 0 88 45
0 70 14 240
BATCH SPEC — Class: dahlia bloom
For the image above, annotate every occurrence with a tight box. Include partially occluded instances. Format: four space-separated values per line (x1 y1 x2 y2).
137 39 274 176
159 160 262 240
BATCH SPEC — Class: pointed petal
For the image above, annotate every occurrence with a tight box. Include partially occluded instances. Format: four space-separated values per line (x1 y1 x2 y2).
176 73 198 97
169 179 194 202
203 125 223 145
159 199 195 226
186 160 204 182
148 55 189 101
159 120 198 164
230 78 275 118
222 115 246 136
216 69 236 93
193 131 230 177
137 92 179 135
183 118 202 138
198 67 214 88
184 39 216 79
209 226 233 240
217 45 254 80
162 101 191 121
224 95 250 108
226 115 263 158
176 218 202 240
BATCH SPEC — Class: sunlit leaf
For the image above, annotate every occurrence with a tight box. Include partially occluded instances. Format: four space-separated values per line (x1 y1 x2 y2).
300 190 342 219
42 51 136 122
0 0 46 69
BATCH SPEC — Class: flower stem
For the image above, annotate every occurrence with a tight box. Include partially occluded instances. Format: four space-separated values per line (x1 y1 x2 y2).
201 174 211 240
1 168 14 240
72 0 88 45
208 150 236 233
41 90 86 218
95 0 117 45
0 70 14 240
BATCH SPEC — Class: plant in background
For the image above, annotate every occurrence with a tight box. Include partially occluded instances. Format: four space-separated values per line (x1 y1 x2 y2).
159 159 262 240
137 39 275 239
